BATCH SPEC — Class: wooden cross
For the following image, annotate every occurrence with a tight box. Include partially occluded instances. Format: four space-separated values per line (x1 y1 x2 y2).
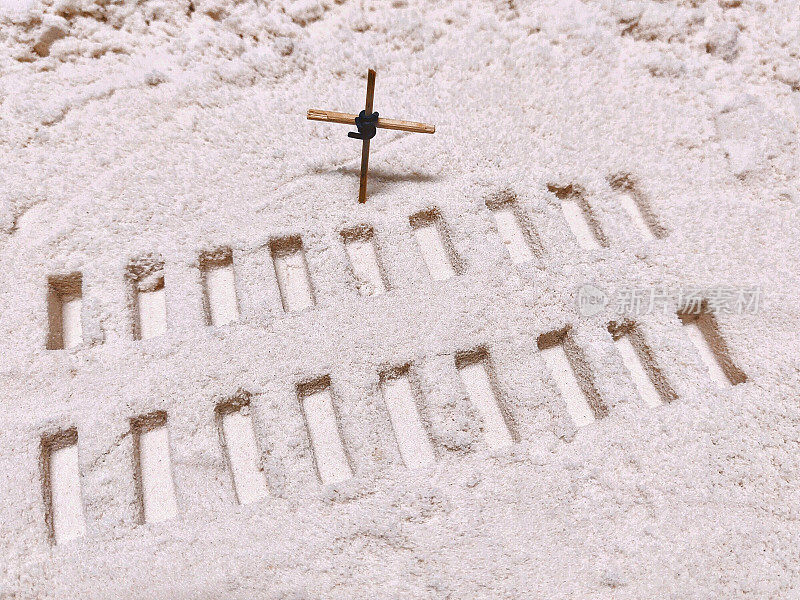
307 69 436 203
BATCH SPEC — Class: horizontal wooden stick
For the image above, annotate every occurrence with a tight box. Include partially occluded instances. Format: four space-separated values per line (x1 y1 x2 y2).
307 109 435 134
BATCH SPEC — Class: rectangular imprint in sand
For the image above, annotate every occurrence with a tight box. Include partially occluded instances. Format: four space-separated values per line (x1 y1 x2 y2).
616 188 655 240
678 309 746 387
218 400 268 505
609 174 667 240
133 412 178 524
615 335 662 407
456 350 515 449
128 258 166 340
485 192 541 264
540 344 594 426
200 248 239 326
138 286 166 339
683 321 729 386
380 367 435 469
410 208 461 281
608 320 677 407
46 273 83 350
270 236 315 312
538 327 607 427
42 429 86 544
341 225 388 297
298 378 352 484
548 184 608 250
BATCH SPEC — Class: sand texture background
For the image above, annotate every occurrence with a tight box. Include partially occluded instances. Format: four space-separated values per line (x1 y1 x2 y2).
1 0 799 597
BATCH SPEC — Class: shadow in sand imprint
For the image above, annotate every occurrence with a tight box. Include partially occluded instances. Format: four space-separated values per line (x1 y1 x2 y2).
333 166 439 196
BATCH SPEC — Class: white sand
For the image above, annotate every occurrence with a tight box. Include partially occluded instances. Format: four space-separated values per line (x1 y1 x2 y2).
1 0 799 597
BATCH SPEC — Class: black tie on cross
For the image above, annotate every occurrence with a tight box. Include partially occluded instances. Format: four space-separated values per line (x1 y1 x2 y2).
307 69 436 203
348 110 380 140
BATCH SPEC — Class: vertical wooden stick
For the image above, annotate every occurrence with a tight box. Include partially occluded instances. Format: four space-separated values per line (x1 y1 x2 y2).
358 69 376 203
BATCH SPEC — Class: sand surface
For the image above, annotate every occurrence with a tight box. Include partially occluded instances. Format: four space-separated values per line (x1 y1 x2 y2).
1 0 799 597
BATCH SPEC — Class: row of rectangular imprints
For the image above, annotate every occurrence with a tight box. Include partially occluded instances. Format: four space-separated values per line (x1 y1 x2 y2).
38 312 745 545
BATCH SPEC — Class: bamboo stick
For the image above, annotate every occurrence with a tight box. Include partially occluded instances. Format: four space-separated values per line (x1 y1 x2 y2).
358 69 377 204
307 109 436 134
